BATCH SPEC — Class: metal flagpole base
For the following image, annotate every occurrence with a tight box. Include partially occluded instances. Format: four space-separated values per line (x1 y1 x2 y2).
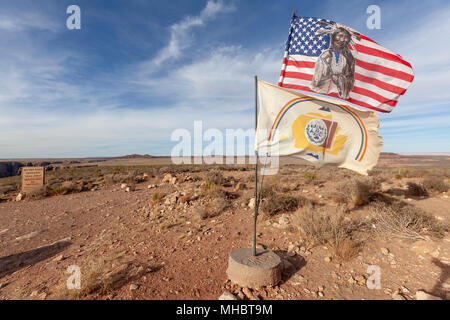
226 248 281 289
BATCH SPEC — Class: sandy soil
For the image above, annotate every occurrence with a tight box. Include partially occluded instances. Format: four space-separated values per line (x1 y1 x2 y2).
0 165 449 301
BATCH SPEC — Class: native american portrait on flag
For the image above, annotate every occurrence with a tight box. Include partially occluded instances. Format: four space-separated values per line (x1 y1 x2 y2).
311 21 360 99
278 15 414 113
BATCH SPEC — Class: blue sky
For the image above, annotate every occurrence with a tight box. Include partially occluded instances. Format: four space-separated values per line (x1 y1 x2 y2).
0 0 449 158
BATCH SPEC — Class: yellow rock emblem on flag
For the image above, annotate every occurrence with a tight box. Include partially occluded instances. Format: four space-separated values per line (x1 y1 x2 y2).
292 112 347 156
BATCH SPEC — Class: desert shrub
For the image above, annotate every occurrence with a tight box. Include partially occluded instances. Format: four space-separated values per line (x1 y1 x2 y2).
336 179 374 206
26 187 49 200
46 181 82 196
103 174 115 185
53 256 154 299
370 201 446 241
368 169 382 177
200 182 225 199
209 198 230 215
0 185 16 195
260 193 301 216
406 182 428 197
149 184 174 204
47 186 70 196
423 177 448 193
205 170 227 185
303 173 316 184
193 207 209 220
150 192 165 204
352 180 373 205
292 203 365 260
194 198 230 220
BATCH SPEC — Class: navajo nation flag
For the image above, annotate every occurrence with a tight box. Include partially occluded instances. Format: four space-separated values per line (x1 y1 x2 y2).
278 15 414 113
256 80 383 175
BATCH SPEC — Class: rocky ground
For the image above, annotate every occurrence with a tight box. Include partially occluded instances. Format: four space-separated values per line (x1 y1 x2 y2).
0 165 449 300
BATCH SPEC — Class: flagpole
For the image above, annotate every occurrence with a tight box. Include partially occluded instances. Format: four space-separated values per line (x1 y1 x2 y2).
278 9 297 86
252 75 259 256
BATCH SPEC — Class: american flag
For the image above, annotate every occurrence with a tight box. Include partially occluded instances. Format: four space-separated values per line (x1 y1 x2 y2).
278 15 414 113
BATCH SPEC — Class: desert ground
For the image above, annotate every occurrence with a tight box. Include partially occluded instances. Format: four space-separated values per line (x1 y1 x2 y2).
0 154 449 300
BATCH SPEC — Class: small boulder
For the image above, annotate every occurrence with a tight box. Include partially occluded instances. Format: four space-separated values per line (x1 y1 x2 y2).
248 198 255 209
233 182 246 191
162 174 173 183
129 284 139 291
392 292 406 300
16 193 24 201
52 254 64 262
218 291 237 300
416 290 442 300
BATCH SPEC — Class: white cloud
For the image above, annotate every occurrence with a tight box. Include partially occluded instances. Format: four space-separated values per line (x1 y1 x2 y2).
138 45 282 111
150 0 235 67
0 12 58 32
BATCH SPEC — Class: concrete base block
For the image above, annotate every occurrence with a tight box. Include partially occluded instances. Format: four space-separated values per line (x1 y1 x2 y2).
226 248 281 289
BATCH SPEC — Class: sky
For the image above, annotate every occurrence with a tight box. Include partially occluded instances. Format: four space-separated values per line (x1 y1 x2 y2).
0 0 449 158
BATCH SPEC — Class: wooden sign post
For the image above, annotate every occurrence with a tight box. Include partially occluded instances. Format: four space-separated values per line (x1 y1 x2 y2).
21 167 45 193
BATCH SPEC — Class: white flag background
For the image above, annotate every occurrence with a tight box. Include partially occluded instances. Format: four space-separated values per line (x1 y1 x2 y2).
255 80 383 175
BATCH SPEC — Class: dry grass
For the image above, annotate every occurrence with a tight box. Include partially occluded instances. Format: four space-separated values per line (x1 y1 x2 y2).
406 182 428 197
423 176 448 193
303 173 317 184
260 193 302 216
292 203 366 260
370 201 446 241
193 198 230 220
205 170 227 185
335 179 374 206
199 181 225 199
148 184 175 204
52 252 158 300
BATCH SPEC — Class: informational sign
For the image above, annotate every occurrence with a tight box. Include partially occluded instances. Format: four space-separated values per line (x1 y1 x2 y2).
21 167 45 193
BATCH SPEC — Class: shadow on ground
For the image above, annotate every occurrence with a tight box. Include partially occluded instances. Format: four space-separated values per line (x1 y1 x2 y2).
431 258 450 299
274 250 307 284
0 239 71 279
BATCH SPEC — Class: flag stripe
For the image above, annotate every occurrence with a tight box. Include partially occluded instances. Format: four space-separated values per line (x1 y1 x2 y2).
286 60 316 68
353 44 413 69
354 73 406 95
355 51 413 75
355 59 414 82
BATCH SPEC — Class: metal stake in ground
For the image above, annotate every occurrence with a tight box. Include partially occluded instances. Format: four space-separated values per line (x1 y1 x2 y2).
252 75 259 257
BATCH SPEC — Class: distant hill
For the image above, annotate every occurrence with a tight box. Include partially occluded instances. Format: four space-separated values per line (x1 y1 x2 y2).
380 152 402 158
113 154 153 159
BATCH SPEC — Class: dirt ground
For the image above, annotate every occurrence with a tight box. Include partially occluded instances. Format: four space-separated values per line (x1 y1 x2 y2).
0 156 449 300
